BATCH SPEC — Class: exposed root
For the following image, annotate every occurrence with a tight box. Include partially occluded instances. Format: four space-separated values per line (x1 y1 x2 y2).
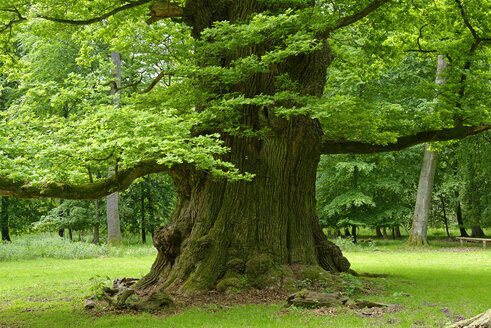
90 277 174 311
285 290 393 309
447 309 491 328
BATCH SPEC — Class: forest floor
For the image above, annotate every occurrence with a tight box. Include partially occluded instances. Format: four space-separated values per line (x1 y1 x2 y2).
0 236 490 328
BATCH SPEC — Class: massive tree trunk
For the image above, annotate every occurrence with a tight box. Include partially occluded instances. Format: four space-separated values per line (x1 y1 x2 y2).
137 124 350 295
1 197 11 242
129 0 350 297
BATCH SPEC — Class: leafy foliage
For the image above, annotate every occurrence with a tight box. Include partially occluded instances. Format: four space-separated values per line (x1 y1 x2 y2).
0 0 489 193
317 148 421 230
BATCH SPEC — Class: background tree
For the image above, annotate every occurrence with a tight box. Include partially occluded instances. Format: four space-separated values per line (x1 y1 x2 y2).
1 197 11 241
317 148 420 240
407 55 448 246
106 50 123 247
120 173 175 243
457 133 490 237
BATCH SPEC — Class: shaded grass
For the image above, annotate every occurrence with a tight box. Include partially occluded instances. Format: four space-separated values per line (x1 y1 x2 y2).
0 245 489 327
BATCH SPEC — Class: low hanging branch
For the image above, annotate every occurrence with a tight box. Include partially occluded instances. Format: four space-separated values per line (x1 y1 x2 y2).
321 125 491 154
0 159 181 200
331 0 389 32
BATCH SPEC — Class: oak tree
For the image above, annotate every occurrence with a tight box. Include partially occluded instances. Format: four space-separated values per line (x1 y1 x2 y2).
0 0 489 304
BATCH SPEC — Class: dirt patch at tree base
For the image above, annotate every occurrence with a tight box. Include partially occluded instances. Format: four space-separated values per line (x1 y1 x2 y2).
87 288 290 317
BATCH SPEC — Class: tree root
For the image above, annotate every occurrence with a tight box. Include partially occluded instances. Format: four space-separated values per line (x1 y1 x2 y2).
447 309 491 328
89 277 174 311
285 290 392 309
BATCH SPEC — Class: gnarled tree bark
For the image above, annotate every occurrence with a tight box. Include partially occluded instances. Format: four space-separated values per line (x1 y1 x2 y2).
132 0 355 297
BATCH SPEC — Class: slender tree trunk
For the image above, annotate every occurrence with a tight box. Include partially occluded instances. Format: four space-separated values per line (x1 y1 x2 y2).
146 181 156 239
391 227 395 240
408 56 447 246
93 200 100 244
1 197 11 242
351 225 357 244
375 227 382 238
382 227 388 239
344 228 351 238
456 203 469 237
407 144 438 246
106 190 122 246
106 51 123 247
68 228 73 241
440 195 451 237
471 226 485 238
141 182 146 244
394 225 401 238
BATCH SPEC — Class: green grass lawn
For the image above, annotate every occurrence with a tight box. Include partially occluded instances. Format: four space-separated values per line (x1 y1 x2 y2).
0 240 490 327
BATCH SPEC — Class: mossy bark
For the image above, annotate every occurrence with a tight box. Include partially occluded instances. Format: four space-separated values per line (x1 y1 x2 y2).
136 125 350 295
131 0 350 297
132 0 350 296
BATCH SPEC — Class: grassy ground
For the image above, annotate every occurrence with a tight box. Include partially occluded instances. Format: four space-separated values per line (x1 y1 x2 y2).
0 237 490 327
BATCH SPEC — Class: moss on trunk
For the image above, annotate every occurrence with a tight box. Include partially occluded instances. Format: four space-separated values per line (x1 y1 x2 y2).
132 121 350 297
128 0 350 302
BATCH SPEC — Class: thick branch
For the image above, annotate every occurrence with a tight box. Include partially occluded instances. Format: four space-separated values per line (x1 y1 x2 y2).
0 159 180 199
330 0 390 32
146 1 184 25
405 24 437 53
0 7 26 33
321 125 490 154
38 0 152 25
454 0 478 41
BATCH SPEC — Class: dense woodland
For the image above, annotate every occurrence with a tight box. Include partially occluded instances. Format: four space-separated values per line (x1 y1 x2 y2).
0 0 490 317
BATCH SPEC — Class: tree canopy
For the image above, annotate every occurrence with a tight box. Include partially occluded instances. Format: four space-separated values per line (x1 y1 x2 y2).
0 0 489 199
